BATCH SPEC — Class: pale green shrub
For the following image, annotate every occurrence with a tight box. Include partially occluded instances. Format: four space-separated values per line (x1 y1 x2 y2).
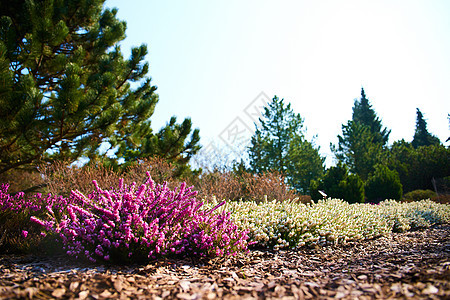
205 197 450 250
379 199 450 232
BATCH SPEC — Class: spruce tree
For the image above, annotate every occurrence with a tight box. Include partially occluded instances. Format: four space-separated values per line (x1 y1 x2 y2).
248 96 324 193
0 0 200 175
352 88 390 144
332 88 389 180
411 108 440 148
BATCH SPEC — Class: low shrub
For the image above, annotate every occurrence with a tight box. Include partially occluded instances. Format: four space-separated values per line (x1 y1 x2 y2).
191 171 243 201
205 198 393 250
365 165 403 203
239 172 301 202
431 194 450 204
0 169 46 195
40 161 123 197
40 157 185 198
1 169 449 263
205 198 450 251
30 172 249 263
0 183 69 253
310 165 364 203
403 189 436 202
379 199 450 232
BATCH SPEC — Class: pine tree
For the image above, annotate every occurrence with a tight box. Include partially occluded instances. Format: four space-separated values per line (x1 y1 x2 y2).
331 121 382 180
249 96 301 173
119 116 201 177
383 140 449 192
352 88 390 144
248 96 324 193
332 88 389 180
411 108 440 148
0 0 200 175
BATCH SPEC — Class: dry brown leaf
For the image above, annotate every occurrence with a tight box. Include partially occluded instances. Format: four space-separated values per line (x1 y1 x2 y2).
114 276 124 292
78 290 89 300
51 288 66 298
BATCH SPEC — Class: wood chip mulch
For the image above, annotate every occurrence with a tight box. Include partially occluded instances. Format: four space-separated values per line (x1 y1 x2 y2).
0 225 449 299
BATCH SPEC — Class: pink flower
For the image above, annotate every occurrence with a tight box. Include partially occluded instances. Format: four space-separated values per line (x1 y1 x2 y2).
30 216 46 226
22 230 28 238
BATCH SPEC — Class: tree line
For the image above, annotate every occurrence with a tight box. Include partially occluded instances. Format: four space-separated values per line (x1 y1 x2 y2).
246 89 449 202
1 1 449 202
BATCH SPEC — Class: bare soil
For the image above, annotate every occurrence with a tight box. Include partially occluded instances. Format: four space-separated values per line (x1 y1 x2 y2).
0 225 449 299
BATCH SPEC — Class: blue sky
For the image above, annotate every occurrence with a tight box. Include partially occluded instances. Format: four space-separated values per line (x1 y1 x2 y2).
106 0 450 167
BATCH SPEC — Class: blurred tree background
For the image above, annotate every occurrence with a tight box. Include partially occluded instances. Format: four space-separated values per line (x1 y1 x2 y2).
248 96 325 194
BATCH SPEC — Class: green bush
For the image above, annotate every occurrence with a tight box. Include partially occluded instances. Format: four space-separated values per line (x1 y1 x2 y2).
310 165 364 203
403 189 436 202
340 174 365 203
365 165 403 203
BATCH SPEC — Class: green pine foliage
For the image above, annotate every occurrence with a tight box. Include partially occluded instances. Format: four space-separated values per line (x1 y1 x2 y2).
0 0 200 177
332 121 383 181
110 116 201 177
248 96 324 194
332 88 389 180
340 174 365 204
352 88 390 145
412 108 440 148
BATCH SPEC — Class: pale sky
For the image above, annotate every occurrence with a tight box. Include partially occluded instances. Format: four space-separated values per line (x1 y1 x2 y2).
106 0 450 167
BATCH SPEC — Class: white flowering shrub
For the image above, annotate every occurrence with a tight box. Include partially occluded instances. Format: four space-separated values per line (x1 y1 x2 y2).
204 198 450 250
379 199 450 232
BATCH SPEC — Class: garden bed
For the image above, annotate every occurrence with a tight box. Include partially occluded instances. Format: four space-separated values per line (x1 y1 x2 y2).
1 224 448 299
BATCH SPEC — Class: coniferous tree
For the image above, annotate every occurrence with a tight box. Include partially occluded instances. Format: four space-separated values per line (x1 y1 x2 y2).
353 88 390 144
332 88 389 180
365 164 402 202
332 119 383 180
286 135 325 193
309 164 364 203
411 108 440 148
0 0 200 175
383 141 450 192
248 96 324 193
119 117 201 176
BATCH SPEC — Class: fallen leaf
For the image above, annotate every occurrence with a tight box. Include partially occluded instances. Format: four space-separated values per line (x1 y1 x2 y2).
78 290 89 300
51 288 66 298
114 276 124 292
422 284 439 294
69 281 79 291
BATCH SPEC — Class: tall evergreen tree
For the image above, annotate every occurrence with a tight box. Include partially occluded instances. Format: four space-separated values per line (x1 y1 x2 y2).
332 88 389 180
411 108 440 148
248 96 324 193
352 88 390 144
0 0 200 175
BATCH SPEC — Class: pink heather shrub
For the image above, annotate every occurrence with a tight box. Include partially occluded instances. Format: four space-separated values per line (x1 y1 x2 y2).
30 172 249 263
0 183 71 215
0 183 71 252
